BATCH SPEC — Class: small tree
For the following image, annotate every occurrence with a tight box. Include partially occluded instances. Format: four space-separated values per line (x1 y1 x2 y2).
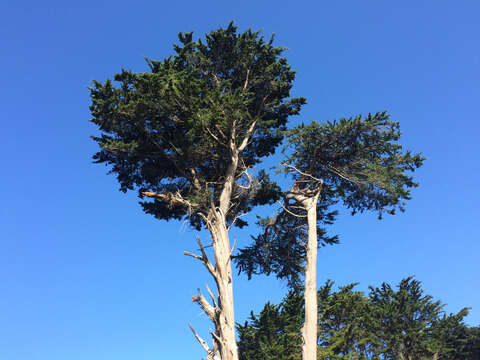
236 113 424 360
89 23 305 360
237 291 303 360
369 277 470 360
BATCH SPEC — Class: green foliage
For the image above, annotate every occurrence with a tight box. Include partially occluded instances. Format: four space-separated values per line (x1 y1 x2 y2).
237 277 474 360
284 112 425 218
369 277 449 359
237 291 303 360
89 22 304 229
234 196 338 290
317 281 380 359
235 112 424 289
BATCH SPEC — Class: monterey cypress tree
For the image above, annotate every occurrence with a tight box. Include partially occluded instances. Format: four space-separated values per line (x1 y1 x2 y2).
238 278 473 360
89 22 305 360
235 113 424 360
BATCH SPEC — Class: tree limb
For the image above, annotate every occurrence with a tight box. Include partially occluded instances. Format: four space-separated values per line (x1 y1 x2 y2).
276 200 308 218
184 237 218 281
206 283 217 308
281 162 323 183
243 69 250 91
140 191 196 210
238 120 258 151
188 323 212 354
192 288 216 322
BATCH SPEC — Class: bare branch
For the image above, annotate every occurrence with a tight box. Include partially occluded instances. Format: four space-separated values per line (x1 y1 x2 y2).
184 251 203 261
238 119 258 151
192 289 216 321
236 168 254 190
210 330 224 347
227 212 248 231
281 163 323 183
205 127 225 147
230 237 237 256
325 164 363 186
206 283 217 308
276 200 308 218
188 323 211 354
243 69 250 91
140 191 196 210
214 124 228 141
197 237 218 280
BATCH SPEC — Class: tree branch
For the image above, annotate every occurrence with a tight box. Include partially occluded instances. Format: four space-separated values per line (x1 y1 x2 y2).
184 237 218 281
276 200 308 218
238 120 258 151
227 212 248 231
192 288 216 322
140 191 197 210
205 283 217 308
188 323 212 354
325 164 363 186
243 69 250 91
281 162 323 183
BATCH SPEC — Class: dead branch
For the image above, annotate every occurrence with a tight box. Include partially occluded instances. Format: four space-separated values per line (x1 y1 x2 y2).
280 163 323 183
140 191 197 211
188 323 211 354
184 237 217 281
238 120 258 151
192 288 216 322
276 200 308 218
184 251 203 261
205 283 217 308
227 212 248 231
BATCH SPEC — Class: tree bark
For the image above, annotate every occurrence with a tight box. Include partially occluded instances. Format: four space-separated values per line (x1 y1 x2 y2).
188 150 240 360
301 193 320 360
208 211 238 360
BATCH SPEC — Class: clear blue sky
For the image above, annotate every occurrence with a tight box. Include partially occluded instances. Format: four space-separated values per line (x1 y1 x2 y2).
1 1 479 359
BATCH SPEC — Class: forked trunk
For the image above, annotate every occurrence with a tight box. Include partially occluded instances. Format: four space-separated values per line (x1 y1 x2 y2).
187 152 240 360
302 194 320 360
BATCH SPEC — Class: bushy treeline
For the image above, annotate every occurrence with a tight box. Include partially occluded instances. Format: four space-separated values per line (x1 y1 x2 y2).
237 277 479 360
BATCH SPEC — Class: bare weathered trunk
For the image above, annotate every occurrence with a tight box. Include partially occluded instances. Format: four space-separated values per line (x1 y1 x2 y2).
186 113 259 360
208 212 238 360
301 193 320 360
186 152 240 360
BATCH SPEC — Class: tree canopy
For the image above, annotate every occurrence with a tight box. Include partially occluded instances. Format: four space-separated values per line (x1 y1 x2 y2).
89 22 304 229
235 113 425 288
238 277 476 360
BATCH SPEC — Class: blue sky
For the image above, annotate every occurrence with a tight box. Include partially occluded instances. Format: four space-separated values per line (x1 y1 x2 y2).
1 1 479 359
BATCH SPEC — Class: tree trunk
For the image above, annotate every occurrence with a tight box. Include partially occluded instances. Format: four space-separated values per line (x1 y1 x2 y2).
302 194 320 360
209 212 238 360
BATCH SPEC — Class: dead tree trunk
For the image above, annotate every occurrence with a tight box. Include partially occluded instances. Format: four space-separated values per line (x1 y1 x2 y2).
288 185 321 360
302 193 320 360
